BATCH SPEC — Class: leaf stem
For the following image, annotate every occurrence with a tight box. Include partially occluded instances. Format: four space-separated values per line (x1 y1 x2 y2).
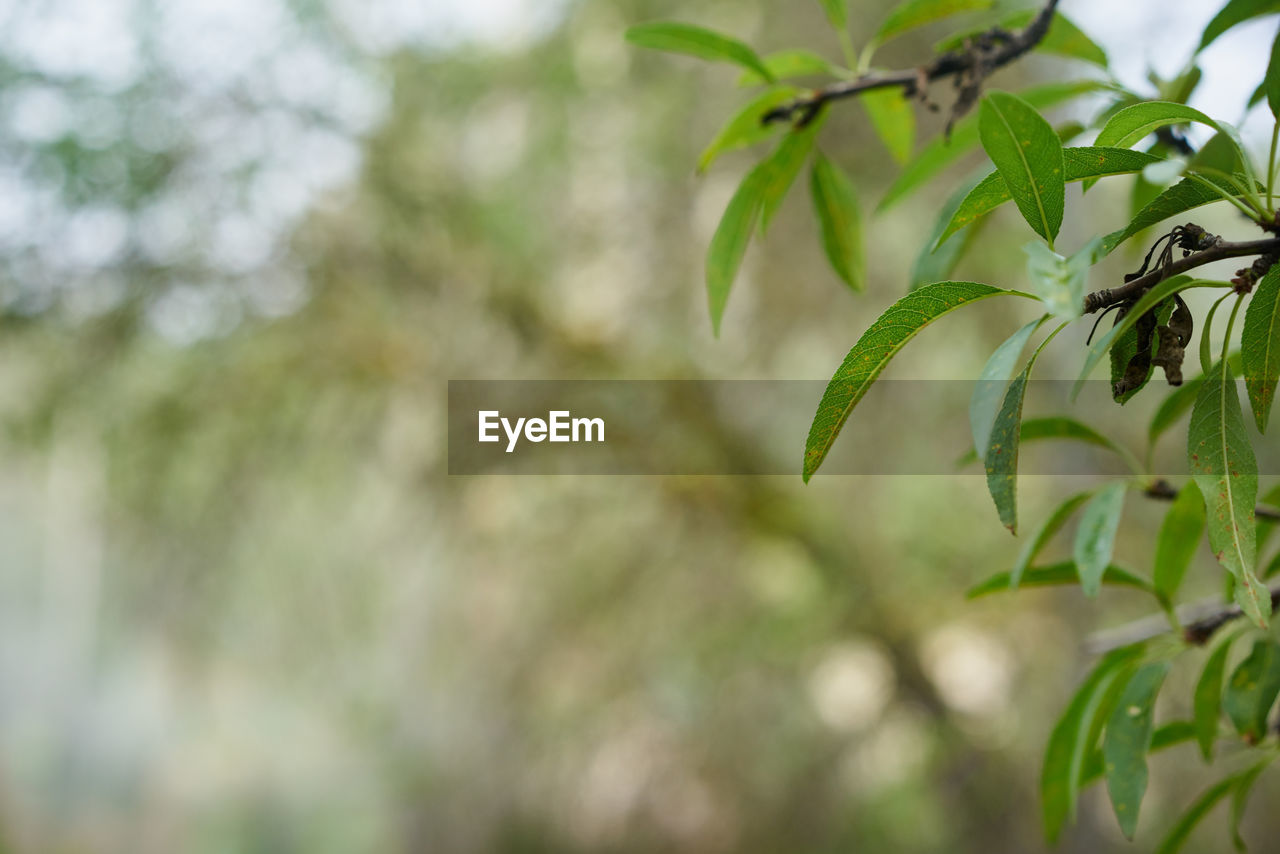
1200 292 1234 375
1184 171 1264 221
1269 120 1279 213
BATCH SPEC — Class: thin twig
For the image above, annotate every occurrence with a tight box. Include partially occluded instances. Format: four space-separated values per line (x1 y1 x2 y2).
762 0 1061 127
1081 237 1280 315
1087 586 1280 653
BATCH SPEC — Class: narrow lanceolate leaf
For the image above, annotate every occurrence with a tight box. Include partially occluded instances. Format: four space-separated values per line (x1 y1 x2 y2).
1042 645 1146 844
810 153 865 291
1150 353 1243 448
1223 638 1280 742
1229 761 1269 851
956 416 1135 468
1081 721 1197 785
880 80 1106 211
970 317 1043 461
986 369 1030 533
697 88 798 172
816 0 849 30
625 22 776 82
1094 102 1221 151
1198 0 1280 51
1102 172 1255 255
1024 237 1102 322
803 282 1029 480
706 166 769 335
968 560 1151 598
737 49 844 85
1073 276 1199 400
1194 629 1238 760
1153 480 1205 604
1155 772 1247 854
862 87 915 165
758 111 826 232
937 147 1159 247
978 90 1066 244
1267 27 1280 118
1242 264 1280 431
1104 662 1171 840
874 0 994 45
912 171 987 290
1073 482 1127 597
1188 361 1268 625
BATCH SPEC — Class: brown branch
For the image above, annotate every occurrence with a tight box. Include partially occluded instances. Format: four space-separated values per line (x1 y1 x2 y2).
1082 237 1280 315
762 0 1060 127
1145 479 1280 524
1088 586 1280 653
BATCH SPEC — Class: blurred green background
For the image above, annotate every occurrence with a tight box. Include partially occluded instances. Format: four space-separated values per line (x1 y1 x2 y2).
1 0 1278 851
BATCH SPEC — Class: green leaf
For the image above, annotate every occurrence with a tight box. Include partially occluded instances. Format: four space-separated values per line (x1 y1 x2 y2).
1104 661 1170 840
968 560 1152 598
1010 492 1094 589
1094 101 1222 151
698 87 799 172
956 416 1135 468
937 10 1108 67
1074 482 1128 598
978 90 1066 244
1102 172 1258 255
1156 772 1247 854
1198 0 1280 51
803 282 1030 480
879 80 1106 211
816 0 848 30
911 172 987 290
1024 237 1102 322
1223 638 1280 741
985 368 1030 533
936 147 1159 247
1041 645 1146 844
1229 761 1268 851
1188 361 1269 626
736 49 844 85
810 153 864 291
706 164 768 335
1081 720 1198 785
862 87 915 165
757 111 827 232
1242 264 1280 432
970 317 1044 461
874 0 994 45
626 22 776 82
1268 27 1280 118
1153 480 1205 604
1194 628 1239 760
1073 275 1202 399
1149 352 1244 448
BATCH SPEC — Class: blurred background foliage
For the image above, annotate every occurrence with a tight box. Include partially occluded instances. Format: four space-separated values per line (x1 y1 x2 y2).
0 0 1278 851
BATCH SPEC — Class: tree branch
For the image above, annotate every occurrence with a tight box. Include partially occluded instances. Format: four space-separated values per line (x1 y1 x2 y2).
762 0 1061 127
1087 585 1280 653
1081 237 1280 314
1145 479 1280 524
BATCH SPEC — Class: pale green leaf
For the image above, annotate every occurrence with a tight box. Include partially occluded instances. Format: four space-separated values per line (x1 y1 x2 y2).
862 86 915 165
698 87 798 172
985 368 1030 533
875 0 994 45
706 165 768 335
810 152 864 290
970 317 1044 461
1102 172 1256 255
626 22 775 82
758 110 827 232
1194 628 1239 760
1024 237 1102 321
736 49 844 85
968 559 1153 598
1073 481 1127 598
816 0 848 30
911 171 986 290
1223 638 1280 741
1153 480 1205 604
956 416 1136 468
